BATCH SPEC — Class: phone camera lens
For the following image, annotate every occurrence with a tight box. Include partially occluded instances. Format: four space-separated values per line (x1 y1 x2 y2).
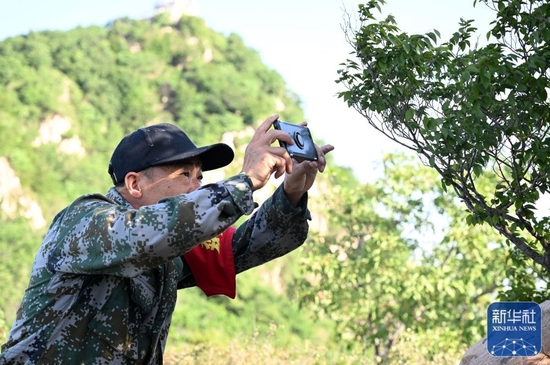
294 132 305 149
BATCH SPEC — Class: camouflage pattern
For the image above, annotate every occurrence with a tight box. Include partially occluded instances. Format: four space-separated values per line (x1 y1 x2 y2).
0 173 309 364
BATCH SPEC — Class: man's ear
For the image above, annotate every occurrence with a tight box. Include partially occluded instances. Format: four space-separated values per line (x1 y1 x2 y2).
124 172 143 198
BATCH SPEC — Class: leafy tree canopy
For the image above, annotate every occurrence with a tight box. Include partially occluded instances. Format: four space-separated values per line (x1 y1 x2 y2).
337 0 550 298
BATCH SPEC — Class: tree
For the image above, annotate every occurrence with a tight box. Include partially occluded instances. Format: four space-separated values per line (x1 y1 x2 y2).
337 0 550 297
295 153 508 363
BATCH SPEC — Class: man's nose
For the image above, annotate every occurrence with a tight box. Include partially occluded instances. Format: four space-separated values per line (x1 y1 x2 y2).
189 178 201 191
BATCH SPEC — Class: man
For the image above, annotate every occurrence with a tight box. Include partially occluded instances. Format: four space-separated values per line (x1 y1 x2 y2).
0 114 334 364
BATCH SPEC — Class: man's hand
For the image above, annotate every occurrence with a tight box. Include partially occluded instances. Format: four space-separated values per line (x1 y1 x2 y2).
241 115 295 191
283 138 335 207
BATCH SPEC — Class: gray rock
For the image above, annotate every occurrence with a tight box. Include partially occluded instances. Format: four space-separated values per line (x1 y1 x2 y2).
460 301 550 365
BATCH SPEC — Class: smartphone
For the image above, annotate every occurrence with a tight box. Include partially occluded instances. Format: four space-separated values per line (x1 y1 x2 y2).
273 120 318 161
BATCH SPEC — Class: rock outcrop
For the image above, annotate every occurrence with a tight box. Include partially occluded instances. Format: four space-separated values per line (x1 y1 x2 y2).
460 300 550 365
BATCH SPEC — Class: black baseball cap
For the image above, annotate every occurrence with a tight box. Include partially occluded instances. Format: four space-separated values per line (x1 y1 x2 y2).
108 123 234 185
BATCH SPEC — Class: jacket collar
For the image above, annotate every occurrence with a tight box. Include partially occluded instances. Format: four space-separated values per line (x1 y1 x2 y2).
105 187 132 208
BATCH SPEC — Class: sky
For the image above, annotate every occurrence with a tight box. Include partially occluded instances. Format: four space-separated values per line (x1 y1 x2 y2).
0 0 496 183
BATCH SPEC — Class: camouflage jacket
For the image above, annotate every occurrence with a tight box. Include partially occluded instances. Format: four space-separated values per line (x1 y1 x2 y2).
0 173 310 364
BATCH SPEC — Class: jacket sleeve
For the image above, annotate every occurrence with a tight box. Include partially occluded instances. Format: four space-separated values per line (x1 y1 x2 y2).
232 184 310 272
47 174 256 277
177 184 310 289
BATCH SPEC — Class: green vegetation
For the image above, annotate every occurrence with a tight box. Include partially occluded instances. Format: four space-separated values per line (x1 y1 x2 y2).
337 0 550 300
0 11 333 362
0 8 519 364
296 154 507 363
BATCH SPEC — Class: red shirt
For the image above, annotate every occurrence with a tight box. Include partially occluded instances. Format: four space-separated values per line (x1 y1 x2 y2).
183 226 237 298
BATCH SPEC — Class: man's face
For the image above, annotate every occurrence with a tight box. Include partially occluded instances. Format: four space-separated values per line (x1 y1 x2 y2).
138 162 204 205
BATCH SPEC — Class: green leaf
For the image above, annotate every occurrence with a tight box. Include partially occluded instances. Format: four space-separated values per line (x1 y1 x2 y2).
473 164 482 177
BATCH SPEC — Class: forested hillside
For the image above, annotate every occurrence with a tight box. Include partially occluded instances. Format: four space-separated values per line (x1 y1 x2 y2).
0 9 511 365
0 10 341 361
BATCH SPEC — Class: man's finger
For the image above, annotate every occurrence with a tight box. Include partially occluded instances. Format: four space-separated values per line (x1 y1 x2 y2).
316 144 334 173
263 129 294 146
320 144 335 155
251 114 279 142
265 146 293 175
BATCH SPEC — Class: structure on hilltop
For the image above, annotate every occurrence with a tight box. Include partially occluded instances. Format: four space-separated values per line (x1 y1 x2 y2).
154 0 199 22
